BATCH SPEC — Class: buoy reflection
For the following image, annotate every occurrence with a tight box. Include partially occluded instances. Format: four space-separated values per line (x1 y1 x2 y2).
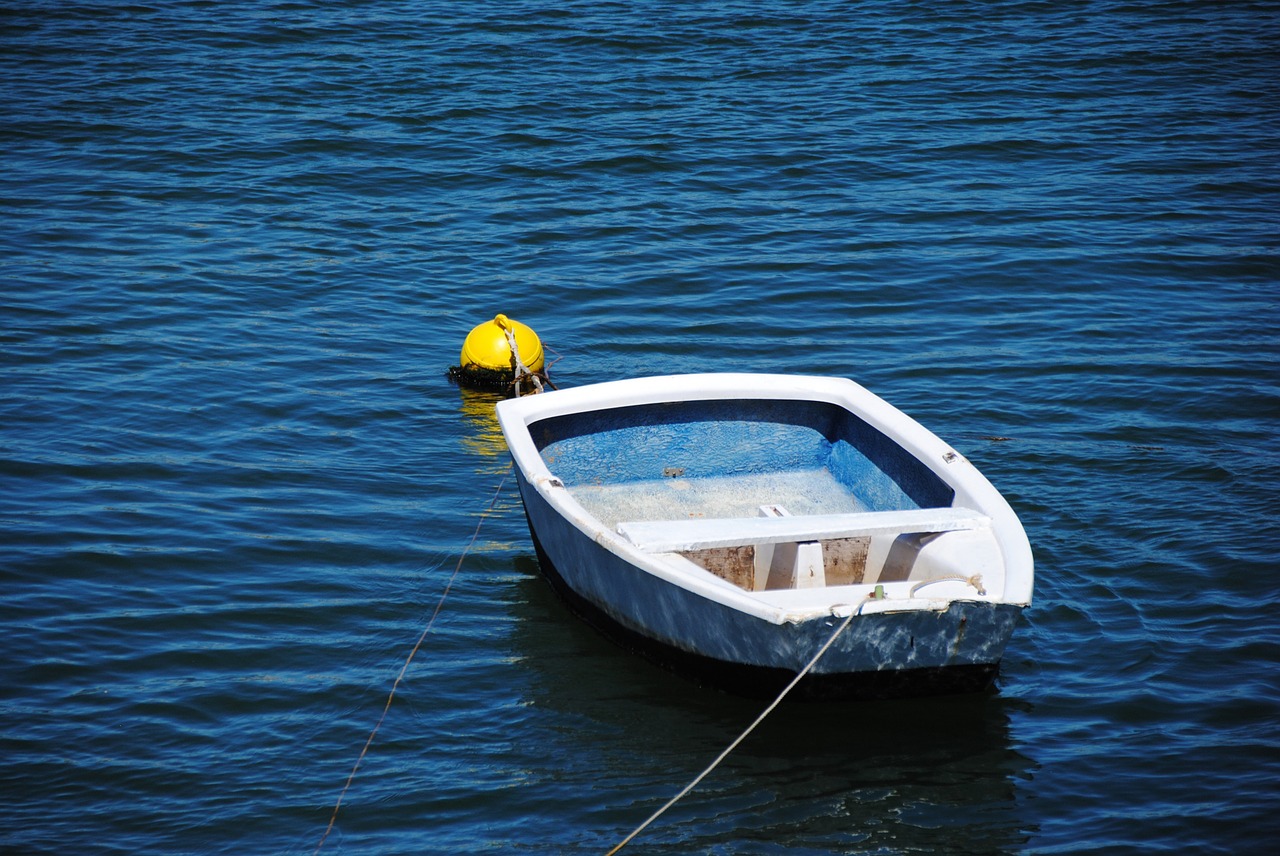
458 387 509 465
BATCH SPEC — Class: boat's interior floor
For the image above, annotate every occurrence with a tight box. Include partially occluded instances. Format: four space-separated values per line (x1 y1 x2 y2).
567 468 869 529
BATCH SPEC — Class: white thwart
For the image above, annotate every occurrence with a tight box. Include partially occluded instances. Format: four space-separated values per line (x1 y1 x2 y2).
616 507 991 553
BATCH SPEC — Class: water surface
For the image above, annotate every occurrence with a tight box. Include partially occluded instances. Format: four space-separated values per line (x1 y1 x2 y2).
2 1 1277 853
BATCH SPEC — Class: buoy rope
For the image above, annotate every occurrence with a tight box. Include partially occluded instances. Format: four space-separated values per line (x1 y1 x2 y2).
499 322 556 397
502 325 540 395
315 470 511 854
604 602 862 855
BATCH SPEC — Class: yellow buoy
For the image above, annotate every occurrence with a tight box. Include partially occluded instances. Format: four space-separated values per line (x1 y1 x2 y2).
459 313 545 374
449 314 551 395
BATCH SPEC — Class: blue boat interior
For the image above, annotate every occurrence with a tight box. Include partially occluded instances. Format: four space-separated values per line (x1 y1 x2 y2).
531 399 955 530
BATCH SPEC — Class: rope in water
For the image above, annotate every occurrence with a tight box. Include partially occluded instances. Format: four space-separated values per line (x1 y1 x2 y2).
604 601 864 855
315 469 511 854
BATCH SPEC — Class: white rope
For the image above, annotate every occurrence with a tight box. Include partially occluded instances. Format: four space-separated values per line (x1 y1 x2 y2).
503 326 543 397
604 603 862 855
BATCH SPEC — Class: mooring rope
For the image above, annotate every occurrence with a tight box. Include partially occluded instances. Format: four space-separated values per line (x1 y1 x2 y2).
501 323 557 397
315 469 511 854
604 601 863 855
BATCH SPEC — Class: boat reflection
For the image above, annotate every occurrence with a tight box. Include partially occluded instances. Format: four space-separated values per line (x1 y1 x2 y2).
503 565 1038 853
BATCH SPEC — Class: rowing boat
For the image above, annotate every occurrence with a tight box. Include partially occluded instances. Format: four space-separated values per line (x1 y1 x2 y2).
495 373 1033 700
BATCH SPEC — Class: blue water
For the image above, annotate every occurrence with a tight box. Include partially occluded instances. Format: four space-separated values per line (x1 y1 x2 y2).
3 1 1277 853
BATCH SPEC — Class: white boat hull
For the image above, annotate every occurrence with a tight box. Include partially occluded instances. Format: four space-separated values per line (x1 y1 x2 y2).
498 374 1032 700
